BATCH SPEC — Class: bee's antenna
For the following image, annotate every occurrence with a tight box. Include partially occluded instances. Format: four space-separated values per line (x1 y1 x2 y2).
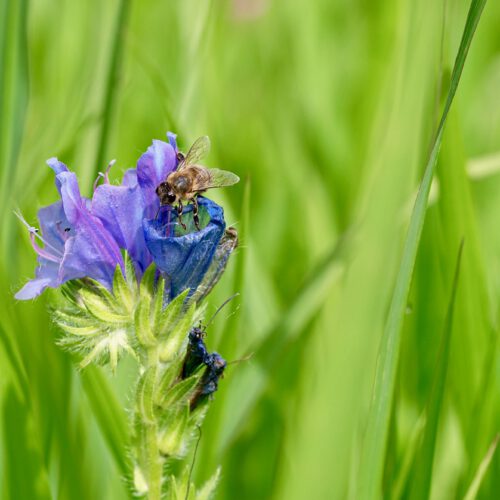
185 426 202 500
206 293 240 328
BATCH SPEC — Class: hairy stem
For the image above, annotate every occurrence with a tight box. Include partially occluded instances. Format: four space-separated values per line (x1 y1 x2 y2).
144 348 163 500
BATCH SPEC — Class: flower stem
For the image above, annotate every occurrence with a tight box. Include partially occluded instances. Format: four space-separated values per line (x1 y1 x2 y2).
144 348 163 500
145 420 163 500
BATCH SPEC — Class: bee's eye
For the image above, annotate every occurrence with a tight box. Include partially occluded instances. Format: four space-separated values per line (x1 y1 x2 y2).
167 193 176 203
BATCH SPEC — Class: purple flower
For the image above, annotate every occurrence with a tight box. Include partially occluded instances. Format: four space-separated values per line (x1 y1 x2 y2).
136 133 178 219
16 132 235 302
143 197 226 300
16 159 124 300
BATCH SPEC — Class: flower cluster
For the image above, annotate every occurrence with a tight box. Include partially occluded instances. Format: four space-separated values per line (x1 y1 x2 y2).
16 132 235 302
16 132 239 499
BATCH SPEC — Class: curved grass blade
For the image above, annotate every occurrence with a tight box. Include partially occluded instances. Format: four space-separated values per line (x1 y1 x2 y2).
2 385 51 500
80 366 131 480
409 240 464 499
464 434 499 500
357 1 488 497
93 0 131 177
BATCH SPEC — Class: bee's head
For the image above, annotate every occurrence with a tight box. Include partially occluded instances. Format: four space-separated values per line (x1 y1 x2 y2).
156 181 177 205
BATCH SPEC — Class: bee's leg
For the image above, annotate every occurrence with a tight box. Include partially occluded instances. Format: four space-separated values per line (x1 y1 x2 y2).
154 204 162 220
192 197 200 231
177 202 187 230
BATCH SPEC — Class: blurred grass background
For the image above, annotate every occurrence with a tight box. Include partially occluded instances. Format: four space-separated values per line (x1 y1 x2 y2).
1 0 499 498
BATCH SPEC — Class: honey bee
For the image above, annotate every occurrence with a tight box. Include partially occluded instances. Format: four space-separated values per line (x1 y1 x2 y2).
155 136 239 230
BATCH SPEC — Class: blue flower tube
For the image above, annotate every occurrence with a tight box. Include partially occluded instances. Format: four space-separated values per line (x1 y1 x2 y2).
143 196 226 300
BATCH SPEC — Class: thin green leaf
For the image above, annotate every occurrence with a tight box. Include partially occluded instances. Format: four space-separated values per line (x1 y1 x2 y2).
158 288 191 339
113 264 134 313
135 288 157 347
410 241 464 499
357 1 488 497
158 403 190 456
159 301 198 362
80 366 131 478
158 370 203 410
464 434 499 500
93 0 132 176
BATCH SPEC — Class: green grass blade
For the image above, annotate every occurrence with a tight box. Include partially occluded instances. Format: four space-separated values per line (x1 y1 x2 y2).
80 366 131 479
463 434 499 500
217 231 350 450
2 385 51 500
409 241 464 499
357 1 488 498
93 0 131 177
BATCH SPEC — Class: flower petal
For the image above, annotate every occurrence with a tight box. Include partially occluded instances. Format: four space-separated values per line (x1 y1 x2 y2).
37 201 72 251
136 139 177 218
92 180 152 275
56 171 124 286
143 197 225 299
15 253 61 300
47 157 69 196
15 277 54 300
167 131 178 151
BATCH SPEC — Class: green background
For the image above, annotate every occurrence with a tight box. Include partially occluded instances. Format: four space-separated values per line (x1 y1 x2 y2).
1 0 499 498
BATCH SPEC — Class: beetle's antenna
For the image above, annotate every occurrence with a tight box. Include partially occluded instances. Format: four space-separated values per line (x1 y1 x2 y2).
185 426 202 500
206 293 240 328
227 352 254 366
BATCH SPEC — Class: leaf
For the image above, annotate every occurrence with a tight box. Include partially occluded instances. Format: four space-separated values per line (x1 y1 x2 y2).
196 467 221 500
158 403 189 456
158 288 191 340
159 300 198 363
357 1 488 497
158 370 203 410
1 385 51 500
151 276 166 336
80 288 127 323
409 241 464 499
134 287 157 347
463 434 499 500
136 366 158 424
113 264 134 313
80 366 131 478
155 354 185 401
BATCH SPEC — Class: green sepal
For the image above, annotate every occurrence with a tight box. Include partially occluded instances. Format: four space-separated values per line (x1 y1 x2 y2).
157 369 204 410
157 289 190 340
124 253 139 294
113 264 134 313
158 403 189 457
140 264 157 295
151 276 166 336
155 355 185 402
134 288 157 347
196 467 221 500
79 287 128 323
136 366 158 424
167 465 221 500
158 300 199 362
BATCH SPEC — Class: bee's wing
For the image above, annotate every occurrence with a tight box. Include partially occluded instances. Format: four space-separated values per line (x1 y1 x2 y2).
179 136 211 170
189 167 240 192
204 168 240 189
